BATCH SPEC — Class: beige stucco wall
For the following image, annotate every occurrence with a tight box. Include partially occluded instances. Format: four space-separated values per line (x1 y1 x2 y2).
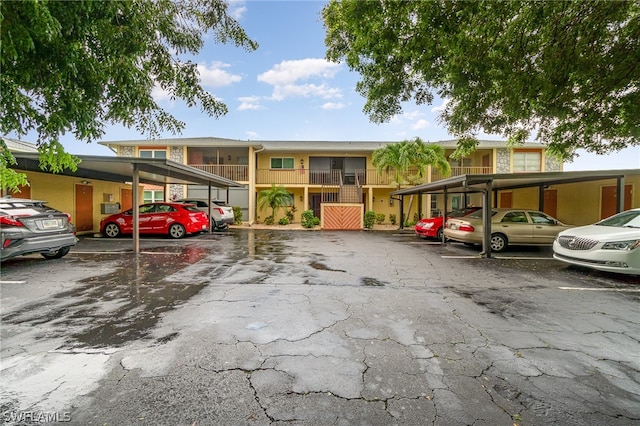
16 170 137 233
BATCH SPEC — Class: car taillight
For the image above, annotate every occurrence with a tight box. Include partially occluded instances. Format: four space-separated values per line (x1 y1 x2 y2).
459 224 475 232
66 213 72 223
0 216 23 227
216 208 224 214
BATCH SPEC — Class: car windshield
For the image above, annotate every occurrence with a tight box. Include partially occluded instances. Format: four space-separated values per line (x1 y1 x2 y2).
596 210 640 228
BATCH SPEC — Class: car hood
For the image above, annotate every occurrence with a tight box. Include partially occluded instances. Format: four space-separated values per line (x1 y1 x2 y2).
559 225 640 241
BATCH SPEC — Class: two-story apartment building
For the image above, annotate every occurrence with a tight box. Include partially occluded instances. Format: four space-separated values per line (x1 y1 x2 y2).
99 137 568 228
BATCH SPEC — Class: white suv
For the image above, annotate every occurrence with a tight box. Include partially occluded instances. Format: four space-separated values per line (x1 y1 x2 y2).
175 199 234 230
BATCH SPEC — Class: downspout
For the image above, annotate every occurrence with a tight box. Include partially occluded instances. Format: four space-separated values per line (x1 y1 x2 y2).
249 145 265 225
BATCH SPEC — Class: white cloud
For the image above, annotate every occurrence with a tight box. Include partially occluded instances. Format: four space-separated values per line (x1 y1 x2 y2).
259 59 341 85
246 131 259 139
412 119 430 130
237 96 263 111
271 83 341 101
257 59 343 101
151 85 172 102
227 0 247 20
431 98 450 113
197 62 242 88
321 102 346 110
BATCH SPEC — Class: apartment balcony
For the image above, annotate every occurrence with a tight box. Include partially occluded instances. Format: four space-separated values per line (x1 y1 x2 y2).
431 166 493 182
189 164 249 182
188 165 493 185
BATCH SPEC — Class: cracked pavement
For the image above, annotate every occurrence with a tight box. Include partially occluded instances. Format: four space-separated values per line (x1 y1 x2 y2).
1 229 639 425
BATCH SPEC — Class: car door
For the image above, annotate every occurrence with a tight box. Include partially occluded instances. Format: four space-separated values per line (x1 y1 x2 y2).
497 211 534 244
528 211 563 244
149 204 174 233
137 204 156 233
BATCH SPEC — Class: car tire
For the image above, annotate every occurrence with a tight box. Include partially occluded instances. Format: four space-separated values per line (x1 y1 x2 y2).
490 233 508 252
169 223 186 239
41 246 71 260
436 227 444 241
103 223 121 238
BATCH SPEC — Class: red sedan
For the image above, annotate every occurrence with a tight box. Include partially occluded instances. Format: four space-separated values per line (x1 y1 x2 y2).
100 202 209 239
415 207 480 240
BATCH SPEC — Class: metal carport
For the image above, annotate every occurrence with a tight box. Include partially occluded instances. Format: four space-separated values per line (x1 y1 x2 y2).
391 169 639 258
10 153 244 253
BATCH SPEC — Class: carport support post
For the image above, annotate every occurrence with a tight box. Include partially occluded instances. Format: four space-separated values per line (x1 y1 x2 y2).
399 196 404 230
132 163 140 254
481 183 492 258
617 177 625 213
208 183 213 234
442 188 448 244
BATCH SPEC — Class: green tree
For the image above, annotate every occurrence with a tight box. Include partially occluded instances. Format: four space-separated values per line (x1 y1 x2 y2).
372 138 450 222
323 0 640 161
371 138 450 188
1 0 257 190
257 184 294 221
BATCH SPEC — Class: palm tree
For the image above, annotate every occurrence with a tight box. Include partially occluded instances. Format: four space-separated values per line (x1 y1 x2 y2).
257 184 293 221
372 137 451 221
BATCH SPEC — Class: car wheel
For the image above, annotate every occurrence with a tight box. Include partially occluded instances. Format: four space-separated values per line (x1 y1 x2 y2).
436 227 444 241
216 223 228 231
169 223 186 239
41 246 71 260
103 223 121 238
490 233 508 252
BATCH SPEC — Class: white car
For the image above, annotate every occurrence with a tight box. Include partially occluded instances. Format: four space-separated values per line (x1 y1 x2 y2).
175 198 234 230
553 208 640 275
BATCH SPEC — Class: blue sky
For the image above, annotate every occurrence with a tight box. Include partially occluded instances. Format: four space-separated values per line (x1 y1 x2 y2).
25 1 640 171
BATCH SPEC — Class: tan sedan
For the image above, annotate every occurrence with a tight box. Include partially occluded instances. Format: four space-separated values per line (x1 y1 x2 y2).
444 208 572 252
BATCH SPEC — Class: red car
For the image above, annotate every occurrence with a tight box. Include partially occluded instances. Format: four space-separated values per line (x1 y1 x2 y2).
100 202 209 239
415 207 481 240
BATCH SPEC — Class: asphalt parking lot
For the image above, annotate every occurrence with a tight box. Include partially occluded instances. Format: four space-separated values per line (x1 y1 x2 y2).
1 228 639 425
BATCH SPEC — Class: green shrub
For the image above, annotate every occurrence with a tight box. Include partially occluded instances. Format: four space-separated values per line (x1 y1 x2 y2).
278 217 289 225
375 213 385 224
364 210 376 229
286 205 297 222
301 210 320 228
389 214 397 225
264 215 275 225
232 206 243 225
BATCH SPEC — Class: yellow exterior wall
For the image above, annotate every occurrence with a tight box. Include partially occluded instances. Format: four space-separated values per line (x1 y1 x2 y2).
16 170 137 234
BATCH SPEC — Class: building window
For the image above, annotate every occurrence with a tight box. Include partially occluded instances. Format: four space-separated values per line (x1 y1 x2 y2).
143 190 164 203
270 157 295 169
139 149 167 159
513 151 541 172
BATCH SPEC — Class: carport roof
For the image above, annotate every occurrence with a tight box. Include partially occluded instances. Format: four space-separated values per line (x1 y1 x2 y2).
391 169 640 195
11 152 244 187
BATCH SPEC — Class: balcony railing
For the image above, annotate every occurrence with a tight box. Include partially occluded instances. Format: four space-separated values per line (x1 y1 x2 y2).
188 165 492 185
431 166 493 181
189 164 248 181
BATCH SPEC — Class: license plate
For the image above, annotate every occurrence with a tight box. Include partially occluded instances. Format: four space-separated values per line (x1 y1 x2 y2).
450 224 457 230
42 219 59 229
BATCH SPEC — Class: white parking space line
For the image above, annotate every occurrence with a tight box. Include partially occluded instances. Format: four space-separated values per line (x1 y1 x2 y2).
441 255 482 259
559 287 640 292
0 281 27 284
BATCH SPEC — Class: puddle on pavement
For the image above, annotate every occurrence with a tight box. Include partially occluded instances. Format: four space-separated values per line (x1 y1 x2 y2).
1 245 211 349
309 261 346 272
361 277 386 287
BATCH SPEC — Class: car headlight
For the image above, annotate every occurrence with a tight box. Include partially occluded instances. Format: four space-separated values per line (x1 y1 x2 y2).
602 240 640 251
421 223 434 229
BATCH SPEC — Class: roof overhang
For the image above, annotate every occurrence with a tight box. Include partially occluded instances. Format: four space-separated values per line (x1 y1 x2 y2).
391 169 640 196
10 153 244 188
